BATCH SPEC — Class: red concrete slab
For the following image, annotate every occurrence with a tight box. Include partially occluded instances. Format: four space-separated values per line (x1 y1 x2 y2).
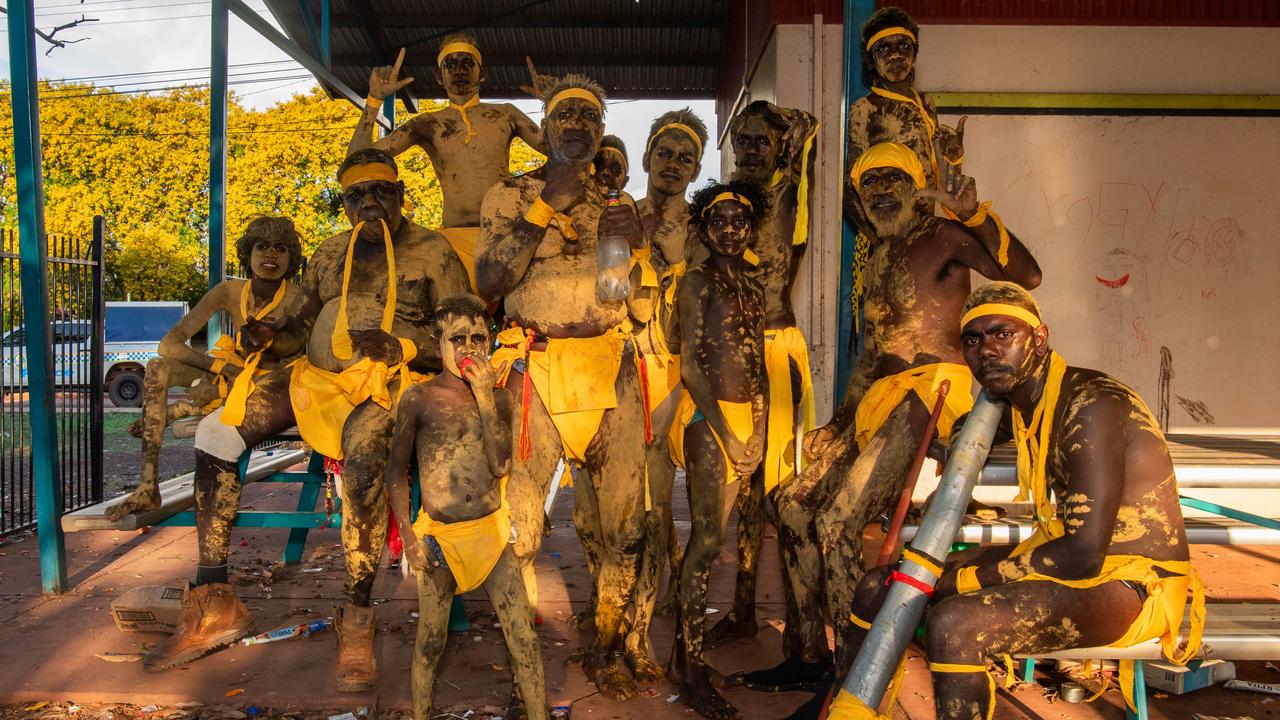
1 475 1278 719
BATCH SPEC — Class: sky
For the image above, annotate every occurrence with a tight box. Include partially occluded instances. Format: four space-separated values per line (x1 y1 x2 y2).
0 0 722 198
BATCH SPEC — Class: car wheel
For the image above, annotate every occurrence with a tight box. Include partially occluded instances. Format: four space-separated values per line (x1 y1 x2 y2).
108 369 144 408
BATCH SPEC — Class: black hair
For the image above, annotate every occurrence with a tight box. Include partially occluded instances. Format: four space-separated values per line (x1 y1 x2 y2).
432 294 489 335
688 179 769 230
861 7 920 88
727 100 789 137
646 108 709 159
235 216 303 280
595 134 629 165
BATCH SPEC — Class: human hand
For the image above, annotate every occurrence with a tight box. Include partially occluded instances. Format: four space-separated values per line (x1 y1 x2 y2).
403 535 430 576
350 329 403 364
933 569 958 599
540 160 586 213
803 423 841 458
240 317 278 352
458 351 496 390
599 203 643 250
518 56 555 100
916 174 978 220
938 117 966 177
368 48 413 102
727 434 763 477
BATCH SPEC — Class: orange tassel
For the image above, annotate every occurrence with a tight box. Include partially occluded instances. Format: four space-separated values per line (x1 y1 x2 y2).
516 328 535 461
636 351 653 444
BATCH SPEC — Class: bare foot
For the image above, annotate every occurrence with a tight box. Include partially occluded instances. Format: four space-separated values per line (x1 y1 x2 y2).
625 646 666 682
504 687 529 720
704 610 758 649
685 679 741 720
586 652 636 701
127 417 146 439
106 484 161 521
570 595 597 628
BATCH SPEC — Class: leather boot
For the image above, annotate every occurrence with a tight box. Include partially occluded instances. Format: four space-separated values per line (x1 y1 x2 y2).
335 603 378 691
143 583 254 672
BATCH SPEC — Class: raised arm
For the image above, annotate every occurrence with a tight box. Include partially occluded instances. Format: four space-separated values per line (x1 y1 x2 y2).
507 103 546 154
385 387 429 573
463 361 513 478
347 49 421 157
157 281 237 372
844 100 875 235
925 176 1042 289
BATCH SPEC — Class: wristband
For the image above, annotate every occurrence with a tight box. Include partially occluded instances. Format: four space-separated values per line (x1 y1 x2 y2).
963 200 992 228
397 337 418 365
956 565 982 594
366 95 384 109
523 196 557 228
210 359 228 375
946 152 964 166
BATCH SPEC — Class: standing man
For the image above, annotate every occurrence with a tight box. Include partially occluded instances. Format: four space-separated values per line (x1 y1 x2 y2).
475 76 650 701
142 150 469 695
751 143 1040 718
349 34 545 292
705 100 819 650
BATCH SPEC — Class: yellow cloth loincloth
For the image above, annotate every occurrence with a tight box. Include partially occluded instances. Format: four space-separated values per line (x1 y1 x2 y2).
854 362 974 451
410 482 512 594
438 227 479 294
642 352 682 421
763 326 816 493
288 344 422 460
668 390 756 483
491 326 626 464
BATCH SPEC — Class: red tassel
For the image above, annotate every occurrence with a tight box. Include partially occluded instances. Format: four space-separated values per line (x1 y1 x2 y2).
636 352 653 444
386 505 403 560
517 329 535 462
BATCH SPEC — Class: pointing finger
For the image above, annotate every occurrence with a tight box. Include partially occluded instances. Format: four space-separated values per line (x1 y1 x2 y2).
391 47 405 78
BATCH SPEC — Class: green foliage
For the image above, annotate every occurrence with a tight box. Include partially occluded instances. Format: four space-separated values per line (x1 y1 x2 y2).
0 82 547 305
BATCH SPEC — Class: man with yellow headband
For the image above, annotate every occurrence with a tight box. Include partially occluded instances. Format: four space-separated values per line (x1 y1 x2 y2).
624 107 710 683
592 134 630 193
755 142 1041 718
666 180 768 720
143 150 469 687
385 294 546 720
845 7 965 230
475 75 651 702
703 99 819 652
107 217 315 522
348 32 544 293
835 281 1204 720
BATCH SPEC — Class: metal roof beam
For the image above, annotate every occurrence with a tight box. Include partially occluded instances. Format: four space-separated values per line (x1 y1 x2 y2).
331 52 718 67
321 13 722 29
347 0 418 113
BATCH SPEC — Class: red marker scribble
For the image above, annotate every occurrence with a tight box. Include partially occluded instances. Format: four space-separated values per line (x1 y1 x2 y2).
1095 273 1130 289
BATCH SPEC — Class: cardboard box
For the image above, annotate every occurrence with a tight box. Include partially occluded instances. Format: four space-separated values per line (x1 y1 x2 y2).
110 585 186 633
1144 659 1235 694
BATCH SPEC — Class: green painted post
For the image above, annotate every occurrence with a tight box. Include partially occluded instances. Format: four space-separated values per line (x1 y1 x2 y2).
6 0 67 594
835 0 875 405
382 94 395 137
208 0 229 344
320 0 331 67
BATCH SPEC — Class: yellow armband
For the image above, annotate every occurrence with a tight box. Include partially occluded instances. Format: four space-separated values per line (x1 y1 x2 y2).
956 565 982 594
210 359 228 375
365 95 383 110
523 197 556 228
397 337 418 365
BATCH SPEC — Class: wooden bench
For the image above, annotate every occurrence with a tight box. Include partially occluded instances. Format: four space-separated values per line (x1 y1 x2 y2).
64 427 337 564
1016 603 1280 720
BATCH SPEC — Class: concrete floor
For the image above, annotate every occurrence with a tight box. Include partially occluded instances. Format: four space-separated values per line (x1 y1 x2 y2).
1 475 1279 719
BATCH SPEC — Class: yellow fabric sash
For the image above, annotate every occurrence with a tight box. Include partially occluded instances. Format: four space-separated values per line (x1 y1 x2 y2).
642 353 681 420
1012 351 1066 537
869 86 939 186
491 326 626 463
411 479 511 594
217 281 287 426
332 219 397 362
791 123 820 246
854 363 974 451
288 340 421 460
447 95 479 144
438 226 480 293
943 202 1012 268
630 246 660 289
668 390 756 483
762 327 815 493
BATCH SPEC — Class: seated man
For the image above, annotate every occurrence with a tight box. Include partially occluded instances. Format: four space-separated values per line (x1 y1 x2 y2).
108 216 314 521
836 281 1205 720
143 150 469 692
667 181 768 720
757 143 1041 718
349 33 544 292
386 294 546 720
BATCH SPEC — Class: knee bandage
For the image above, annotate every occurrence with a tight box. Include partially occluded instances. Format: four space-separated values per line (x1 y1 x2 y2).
194 407 247 462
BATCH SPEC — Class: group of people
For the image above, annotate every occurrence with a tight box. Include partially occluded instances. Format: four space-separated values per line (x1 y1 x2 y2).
111 8 1205 720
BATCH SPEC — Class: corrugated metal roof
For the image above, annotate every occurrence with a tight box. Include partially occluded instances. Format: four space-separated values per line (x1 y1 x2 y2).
262 0 724 102
887 0 1280 26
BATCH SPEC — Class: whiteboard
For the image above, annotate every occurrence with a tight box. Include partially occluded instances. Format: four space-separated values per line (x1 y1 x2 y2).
941 114 1280 428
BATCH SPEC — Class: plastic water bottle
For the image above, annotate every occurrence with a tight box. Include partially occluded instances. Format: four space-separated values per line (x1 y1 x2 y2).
596 190 632 303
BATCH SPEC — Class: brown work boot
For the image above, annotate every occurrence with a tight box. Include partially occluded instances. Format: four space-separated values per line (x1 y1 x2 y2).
143 583 254 672
335 603 378 691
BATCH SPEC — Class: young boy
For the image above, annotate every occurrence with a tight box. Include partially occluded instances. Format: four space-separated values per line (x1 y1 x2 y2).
385 294 546 720
668 182 769 720
107 216 316 521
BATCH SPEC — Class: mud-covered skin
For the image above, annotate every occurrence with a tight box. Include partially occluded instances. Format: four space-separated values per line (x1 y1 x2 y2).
385 314 545 720
624 127 701 674
475 93 651 701
710 105 817 644
348 52 543 228
672 201 767 720
774 168 1041 671
110 240 317 522
841 318 1187 718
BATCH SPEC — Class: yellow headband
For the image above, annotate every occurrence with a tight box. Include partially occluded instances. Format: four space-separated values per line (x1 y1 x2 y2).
646 122 704 159
850 141 926 190
437 41 481 67
959 303 1043 331
547 87 604 115
599 146 628 168
339 163 397 190
865 26 917 51
702 191 753 217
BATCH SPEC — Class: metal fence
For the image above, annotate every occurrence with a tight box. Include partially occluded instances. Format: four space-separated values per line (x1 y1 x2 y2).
0 218 105 536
